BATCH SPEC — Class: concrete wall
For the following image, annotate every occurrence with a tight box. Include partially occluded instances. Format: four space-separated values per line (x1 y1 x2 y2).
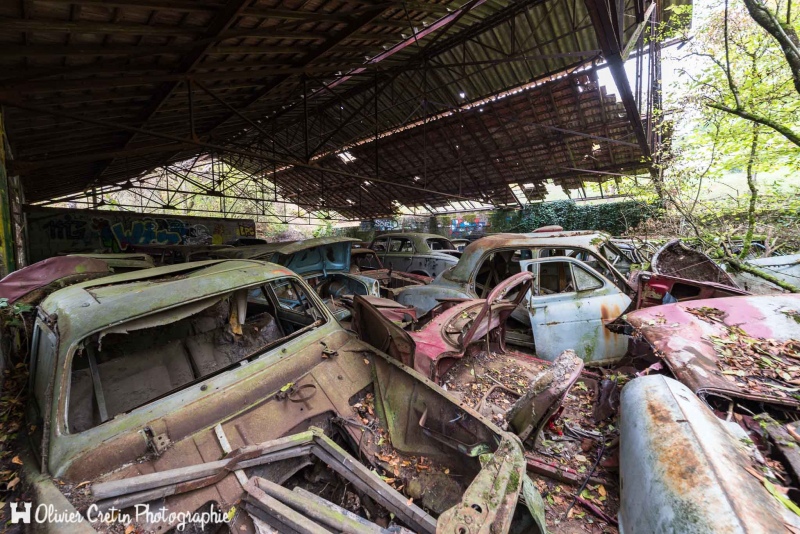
25 206 257 263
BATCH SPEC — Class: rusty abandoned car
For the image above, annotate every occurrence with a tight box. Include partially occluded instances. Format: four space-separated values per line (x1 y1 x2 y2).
369 233 462 278
352 271 586 444
392 232 635 364
349 247 433 299
394 232 751 364
20 259 546 533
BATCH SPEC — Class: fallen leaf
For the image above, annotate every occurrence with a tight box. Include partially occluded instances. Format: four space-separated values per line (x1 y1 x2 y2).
7 477 19 490
125 525 135 534
11 456 22 465
764 479 800 517
598 485 607 497
363 358 370 365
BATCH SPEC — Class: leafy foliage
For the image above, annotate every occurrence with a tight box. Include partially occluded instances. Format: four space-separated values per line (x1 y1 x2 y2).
0 298 33 328
670 0 800 150
642 0 800 260
488 200 660 235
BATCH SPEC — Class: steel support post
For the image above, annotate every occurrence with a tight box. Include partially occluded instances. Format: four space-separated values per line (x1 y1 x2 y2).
0 111 15 276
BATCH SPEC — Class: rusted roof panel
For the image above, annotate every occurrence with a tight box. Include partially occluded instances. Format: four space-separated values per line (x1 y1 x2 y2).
0 0 690 210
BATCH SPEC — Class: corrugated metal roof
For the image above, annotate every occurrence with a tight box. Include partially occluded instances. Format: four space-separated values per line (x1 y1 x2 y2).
232 69 648 217
0 0 690 211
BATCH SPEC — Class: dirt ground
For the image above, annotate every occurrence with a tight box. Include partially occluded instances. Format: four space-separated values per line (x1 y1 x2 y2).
441 349 624 533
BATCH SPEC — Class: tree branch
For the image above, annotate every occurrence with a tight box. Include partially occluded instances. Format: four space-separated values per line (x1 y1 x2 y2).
724 0 743 108
742 0 800 96
706 102 800 147
739 123 759 259
726 256 800 292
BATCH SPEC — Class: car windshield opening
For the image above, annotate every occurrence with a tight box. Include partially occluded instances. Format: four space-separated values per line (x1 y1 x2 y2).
475 249 529 297
67 276 326 433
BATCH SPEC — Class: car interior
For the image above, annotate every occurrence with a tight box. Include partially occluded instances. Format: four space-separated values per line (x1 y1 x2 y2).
67 277 326 432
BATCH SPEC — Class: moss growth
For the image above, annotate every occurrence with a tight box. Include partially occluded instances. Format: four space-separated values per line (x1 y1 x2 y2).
506 470 521 494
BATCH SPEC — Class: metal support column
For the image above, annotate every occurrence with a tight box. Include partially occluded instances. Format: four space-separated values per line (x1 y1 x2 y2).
0 111 16 276
583 0 651 159
583 0 663 197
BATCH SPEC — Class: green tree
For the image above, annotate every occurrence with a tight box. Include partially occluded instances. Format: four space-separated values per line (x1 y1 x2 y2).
652 0 800 290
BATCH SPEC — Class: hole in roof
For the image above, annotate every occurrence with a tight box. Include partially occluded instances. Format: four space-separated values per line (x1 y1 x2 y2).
337 151 356 163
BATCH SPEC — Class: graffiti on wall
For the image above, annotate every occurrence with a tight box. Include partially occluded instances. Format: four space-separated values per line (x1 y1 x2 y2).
237 222 256 237
28 207 257 263
360 219 399 231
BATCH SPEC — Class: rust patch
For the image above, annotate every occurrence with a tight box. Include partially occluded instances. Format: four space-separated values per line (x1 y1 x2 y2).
645 398 711 494
627 294 800 409
645 398 674 425
600 303 621 322
600 303 621 343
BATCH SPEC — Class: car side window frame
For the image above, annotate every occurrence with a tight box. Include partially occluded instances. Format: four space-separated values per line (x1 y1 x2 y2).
534 246 621 286
61 276 330 435
534 258 577 295
389 237 413 253
571 262 605 292
371 238 388 252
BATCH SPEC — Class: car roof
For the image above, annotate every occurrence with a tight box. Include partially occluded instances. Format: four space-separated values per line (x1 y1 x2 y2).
211 236 359 260
374 233 450 241
269 236 359 255
446 231 611 283
40 259 296 342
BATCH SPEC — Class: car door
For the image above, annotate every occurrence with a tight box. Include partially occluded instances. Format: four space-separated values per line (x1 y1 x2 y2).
520 256 631 364
534 246 633 297
385 237 414 272
371 237 389 263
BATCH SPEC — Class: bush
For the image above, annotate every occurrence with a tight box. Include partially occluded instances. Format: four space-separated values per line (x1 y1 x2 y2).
489 200 660 235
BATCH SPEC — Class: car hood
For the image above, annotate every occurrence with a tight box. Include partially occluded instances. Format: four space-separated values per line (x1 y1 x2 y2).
623 294 800 409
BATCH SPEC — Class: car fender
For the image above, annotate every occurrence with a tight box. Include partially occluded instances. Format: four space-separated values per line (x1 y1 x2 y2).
396 284 472 315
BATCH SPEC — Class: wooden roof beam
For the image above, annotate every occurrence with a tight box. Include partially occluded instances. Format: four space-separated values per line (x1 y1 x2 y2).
86 0 255 184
